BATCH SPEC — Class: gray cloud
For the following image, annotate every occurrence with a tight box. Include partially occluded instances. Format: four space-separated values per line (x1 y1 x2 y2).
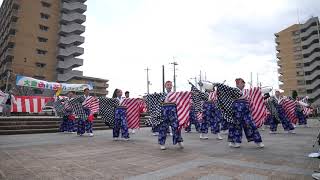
207 0 319 64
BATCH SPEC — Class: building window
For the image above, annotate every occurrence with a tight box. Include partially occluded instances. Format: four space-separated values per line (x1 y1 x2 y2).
35 62 46 68
306 80 311 85
39 25 49 31
41 1 51 8
292 30 300 36
295 54 302 60
297 80 305 85
298 88 306 93
13 4 19 10
296 71 304 76
9 29 16 35
38 37 48 42
294 46 301 52
11 17 18 22
293 38 301 43
36 49 47 55
7 42 15 48
40 13 50 20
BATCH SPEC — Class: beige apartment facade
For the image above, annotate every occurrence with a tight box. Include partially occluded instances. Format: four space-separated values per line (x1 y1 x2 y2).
0 0 108 96
276 17 320 105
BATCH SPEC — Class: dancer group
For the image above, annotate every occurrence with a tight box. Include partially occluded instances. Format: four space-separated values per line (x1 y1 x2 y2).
54 77 313 150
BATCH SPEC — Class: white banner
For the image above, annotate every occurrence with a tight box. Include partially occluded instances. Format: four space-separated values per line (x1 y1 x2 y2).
16 75 93 92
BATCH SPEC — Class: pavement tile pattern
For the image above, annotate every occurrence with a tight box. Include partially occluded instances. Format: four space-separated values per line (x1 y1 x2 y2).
0 119 319 180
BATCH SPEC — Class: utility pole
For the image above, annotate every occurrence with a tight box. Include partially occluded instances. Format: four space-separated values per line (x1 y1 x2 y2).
162 65 165 93
256 73 259 87
145 67 150 94
170 57 178 92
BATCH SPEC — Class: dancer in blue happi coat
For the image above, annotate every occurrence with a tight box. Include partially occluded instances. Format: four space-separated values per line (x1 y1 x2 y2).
59 91 77 133
295 102 307 127
151 125 160 136
199 101 223 140
113 106 130 140
160 81 173 137
273 90 295 133
227 78 264 148
220 116 229 134
59 96 69 133
265 91 295 134
184 105 200 133
82 88 94 136
296 108 307 126
77 88 95 136
158 81 183 150
264 93 280 133
112 89 130 140
59 114 69 132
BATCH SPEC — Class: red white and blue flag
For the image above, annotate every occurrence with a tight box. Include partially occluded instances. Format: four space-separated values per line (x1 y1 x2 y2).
279 97 298 124
243 87 268 128
166 91 192 129
82 96 100 115
121 98 147 129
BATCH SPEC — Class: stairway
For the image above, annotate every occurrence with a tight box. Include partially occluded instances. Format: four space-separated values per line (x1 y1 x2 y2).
0 116 148 135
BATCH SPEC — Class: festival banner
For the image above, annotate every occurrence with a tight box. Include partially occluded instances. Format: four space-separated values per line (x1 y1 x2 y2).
16 75 93 92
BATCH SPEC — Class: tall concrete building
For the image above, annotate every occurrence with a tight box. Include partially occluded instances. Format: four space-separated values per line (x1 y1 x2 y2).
276 17 320 105
0 0 108 96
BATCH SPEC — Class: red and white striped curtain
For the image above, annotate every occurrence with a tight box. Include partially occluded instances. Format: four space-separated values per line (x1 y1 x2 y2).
10 96 54 113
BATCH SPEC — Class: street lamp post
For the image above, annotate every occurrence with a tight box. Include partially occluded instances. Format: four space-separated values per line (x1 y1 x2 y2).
145 67 151 94
170 58 178 92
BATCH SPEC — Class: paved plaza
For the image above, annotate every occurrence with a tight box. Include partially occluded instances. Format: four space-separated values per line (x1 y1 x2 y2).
0 119 319 180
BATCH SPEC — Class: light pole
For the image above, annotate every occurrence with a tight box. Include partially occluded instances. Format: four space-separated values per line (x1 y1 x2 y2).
145 67 151 94
170 58 178 92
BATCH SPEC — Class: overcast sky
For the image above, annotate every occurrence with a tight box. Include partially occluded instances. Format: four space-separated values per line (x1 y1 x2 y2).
1 0 319 97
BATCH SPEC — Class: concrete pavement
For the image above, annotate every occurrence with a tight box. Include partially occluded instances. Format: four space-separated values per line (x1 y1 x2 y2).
0 119 319 180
